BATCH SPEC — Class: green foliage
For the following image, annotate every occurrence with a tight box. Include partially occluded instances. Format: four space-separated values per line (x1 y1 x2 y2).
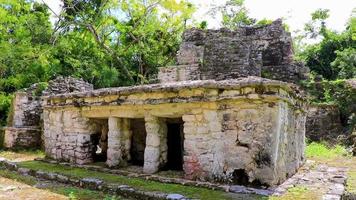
68 192 77 200
0 0 196 124
0 93 12 126
0 0 53 92
297 9 355 80
304 8 330 38
331 47 356 79
219 0 256 29
302 78 356 128
58 0 195 84
199 21 208 29
256 18 273 26
306 142 350 159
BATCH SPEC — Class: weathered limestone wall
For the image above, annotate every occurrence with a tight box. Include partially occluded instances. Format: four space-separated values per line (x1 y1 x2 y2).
157 64 200 83
306 105 343 142
182 101 305 185
43 110 98 164
42 77 306 186
158 20 309 84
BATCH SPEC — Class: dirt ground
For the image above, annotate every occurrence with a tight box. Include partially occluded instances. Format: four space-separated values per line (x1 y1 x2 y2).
0 177 68 200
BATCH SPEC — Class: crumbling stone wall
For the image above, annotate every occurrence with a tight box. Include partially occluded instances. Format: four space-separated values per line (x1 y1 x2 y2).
4 84 43 149
42 76 93 96
42 77 306 186
306 105 344 142
3 76 93 149
158 20 308 84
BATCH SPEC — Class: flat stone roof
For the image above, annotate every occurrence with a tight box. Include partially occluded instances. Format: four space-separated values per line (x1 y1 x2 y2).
43 76 305 100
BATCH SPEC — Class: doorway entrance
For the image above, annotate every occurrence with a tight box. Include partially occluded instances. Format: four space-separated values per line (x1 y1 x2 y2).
165 118 184 171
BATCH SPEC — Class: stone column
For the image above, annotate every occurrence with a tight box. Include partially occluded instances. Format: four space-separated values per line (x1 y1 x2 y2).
143 115 167 174
121 118 132 161
106 117 123 167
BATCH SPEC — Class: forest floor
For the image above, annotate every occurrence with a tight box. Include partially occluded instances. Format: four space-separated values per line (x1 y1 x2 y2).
0 143 354 200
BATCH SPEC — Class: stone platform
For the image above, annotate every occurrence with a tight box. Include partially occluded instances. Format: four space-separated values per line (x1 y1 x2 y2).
3 126 41 149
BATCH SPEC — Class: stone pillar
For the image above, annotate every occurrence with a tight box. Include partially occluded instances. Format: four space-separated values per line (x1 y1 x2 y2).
143 115 167 174
121 119 132 161
106 117 123 167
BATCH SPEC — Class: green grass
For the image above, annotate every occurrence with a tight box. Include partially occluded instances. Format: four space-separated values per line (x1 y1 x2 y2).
0 169 125 200
17 160 262 200
0 149 45 161
51 186 124 200
270 186 320 200
0 168 37 185
305 142 350 159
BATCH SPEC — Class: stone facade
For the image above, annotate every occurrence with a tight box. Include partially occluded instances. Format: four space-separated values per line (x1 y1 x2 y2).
306 105 344 142
42 77 306 186
158 20 309 84
3 77 93 149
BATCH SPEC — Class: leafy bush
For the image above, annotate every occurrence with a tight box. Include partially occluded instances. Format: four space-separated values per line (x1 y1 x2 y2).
0 93 12 126
302 77 356 129
331 47 356 79
306 142 350 159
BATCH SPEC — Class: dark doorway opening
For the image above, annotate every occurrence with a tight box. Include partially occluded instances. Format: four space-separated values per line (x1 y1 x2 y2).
129 119 147 166
164 118 184 171
232 169 249 185
91 119 108 162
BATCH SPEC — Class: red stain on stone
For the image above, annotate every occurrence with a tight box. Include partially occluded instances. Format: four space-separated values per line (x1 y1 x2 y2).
183 155 203 180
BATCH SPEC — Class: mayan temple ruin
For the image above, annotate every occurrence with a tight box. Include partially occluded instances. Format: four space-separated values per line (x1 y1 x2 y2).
3 20 309 187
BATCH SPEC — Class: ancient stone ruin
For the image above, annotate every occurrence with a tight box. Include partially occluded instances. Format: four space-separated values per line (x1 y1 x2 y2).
3 77 93 149
158 19 309 84
39 20 308 187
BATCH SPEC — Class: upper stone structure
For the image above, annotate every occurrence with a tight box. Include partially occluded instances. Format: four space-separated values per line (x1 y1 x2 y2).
158 19 308 84
43 76 93 96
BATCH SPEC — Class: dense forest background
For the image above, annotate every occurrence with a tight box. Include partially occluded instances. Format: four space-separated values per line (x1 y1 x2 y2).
0 0 355 128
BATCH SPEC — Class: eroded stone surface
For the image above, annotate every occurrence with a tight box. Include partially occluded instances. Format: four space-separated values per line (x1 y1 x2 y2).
158 20 309 84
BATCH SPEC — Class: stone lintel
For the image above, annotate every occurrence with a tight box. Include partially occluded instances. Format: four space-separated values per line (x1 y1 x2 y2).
42 77 306 111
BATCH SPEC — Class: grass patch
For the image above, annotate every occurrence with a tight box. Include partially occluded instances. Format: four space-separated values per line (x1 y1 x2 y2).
51 186 124 200
0 149 45 161
0 168 125 200
0 169 37 185
17 160 263 200
305 142 350 159
270 186 321 200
